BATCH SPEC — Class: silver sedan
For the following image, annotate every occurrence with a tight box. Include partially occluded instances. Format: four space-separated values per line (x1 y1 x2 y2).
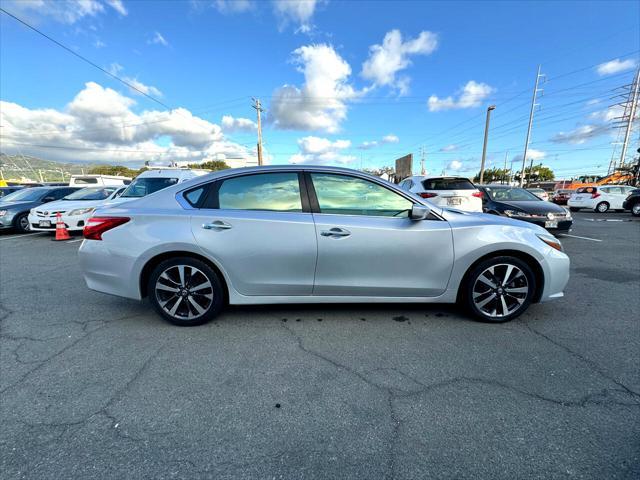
78 166 570 326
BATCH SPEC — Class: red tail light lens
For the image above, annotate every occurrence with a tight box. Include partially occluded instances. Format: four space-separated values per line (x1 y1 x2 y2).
591 192 600 199
419 192 438 198
472 191 484 198
83 216 130 240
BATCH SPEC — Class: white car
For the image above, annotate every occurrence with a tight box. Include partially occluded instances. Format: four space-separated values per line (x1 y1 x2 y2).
69 174 130 187
29 186 125 232
568 185 636 213
527 188 549 202
398 176 483 212
107 168 209 206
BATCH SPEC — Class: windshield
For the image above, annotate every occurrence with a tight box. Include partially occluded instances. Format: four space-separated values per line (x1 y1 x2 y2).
121 177 178 198
0 188 46 202
484 187 540 202
62 187 115 201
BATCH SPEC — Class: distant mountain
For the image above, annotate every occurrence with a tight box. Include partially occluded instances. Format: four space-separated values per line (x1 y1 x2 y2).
0 154 103 182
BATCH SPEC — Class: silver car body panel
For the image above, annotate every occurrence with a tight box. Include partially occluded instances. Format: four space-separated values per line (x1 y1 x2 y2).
78 165 569 306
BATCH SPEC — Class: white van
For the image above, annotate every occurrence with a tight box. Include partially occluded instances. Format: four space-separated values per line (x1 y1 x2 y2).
107 168 209 206
69 174 131 187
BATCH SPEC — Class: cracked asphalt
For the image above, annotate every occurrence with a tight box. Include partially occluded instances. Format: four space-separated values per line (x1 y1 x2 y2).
1 211 639 479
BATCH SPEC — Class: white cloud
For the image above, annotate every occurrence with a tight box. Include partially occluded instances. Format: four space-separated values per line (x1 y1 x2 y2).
211 0 254 14
512 149 545 163
107 62 124 75
358 133 399 149
4 0 105 24
589 104 624 122
447 160 463 171
94 39 106 48
428 81 495 112
440 144 458 152
550 124 610 145
106 0 127 15
122 78 162 97
270 44 358 133
148 31 168 47
272 0 322 33
596 58 637 76
361 29 438 94
289 135 355 165
221 115 257 132
0 82 255 165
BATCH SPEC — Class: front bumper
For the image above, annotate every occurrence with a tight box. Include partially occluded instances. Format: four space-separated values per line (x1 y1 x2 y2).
0 214 16 229
28 213 87 231
506 215 573 232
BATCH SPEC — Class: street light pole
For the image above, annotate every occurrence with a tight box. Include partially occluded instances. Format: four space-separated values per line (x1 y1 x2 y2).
479 105 496 184
520 65 544 187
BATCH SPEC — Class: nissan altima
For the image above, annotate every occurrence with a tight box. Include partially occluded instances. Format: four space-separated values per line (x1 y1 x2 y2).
78 166 569 326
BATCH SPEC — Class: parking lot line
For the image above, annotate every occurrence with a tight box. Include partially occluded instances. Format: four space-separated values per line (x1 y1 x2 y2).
0 232 44 241
557 233 602 242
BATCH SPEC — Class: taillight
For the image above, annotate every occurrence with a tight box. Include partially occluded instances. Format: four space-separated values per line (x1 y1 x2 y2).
419 192 438 198
83 216 130 240
472 191 484 198
591 192 600 199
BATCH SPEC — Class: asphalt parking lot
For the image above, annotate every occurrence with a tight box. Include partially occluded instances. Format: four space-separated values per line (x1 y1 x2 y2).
1 211 639 479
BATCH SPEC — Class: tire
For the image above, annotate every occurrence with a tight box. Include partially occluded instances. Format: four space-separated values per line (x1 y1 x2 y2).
631 203 640 217
14 213 31 233
462 256 537 323
148 257 224 326
595 202 609 213
569 207 580 212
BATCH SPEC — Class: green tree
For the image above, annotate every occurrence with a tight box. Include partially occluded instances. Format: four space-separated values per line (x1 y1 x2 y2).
88 165 140 178
473 167 510 184
513 164 555 184
187 160 230 171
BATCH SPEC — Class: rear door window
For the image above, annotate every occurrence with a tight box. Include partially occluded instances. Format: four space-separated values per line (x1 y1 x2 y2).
216 173 303 212
422 178 475 190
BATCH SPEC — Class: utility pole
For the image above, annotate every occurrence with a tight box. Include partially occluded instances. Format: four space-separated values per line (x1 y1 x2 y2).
420 146 426 175
479 105 496 184
520 65 544 187
252 98 264 166
618 68 640 169
502 150 509 184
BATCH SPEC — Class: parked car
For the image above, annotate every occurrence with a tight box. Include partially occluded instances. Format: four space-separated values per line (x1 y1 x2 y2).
0 186 24 198
79 166 569 326
551 189 573 205
398 176 483 212
107 168 209 206
477 185 572 232
28 186 125 232
68 174 131 187
526 188 549 202
567 185 637 212
622 188 640 217
0 186 81 233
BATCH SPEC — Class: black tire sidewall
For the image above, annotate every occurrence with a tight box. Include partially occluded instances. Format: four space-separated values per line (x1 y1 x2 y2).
148 257 224 326
463 256 537 323
631 203 640 216
14 213 30 233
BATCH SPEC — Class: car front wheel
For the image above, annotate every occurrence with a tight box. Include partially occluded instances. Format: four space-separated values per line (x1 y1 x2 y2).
148 257 224 326
463 256 536 323
14 213 30 233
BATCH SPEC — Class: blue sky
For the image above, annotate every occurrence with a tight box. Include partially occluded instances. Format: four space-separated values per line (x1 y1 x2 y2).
1 0 638 179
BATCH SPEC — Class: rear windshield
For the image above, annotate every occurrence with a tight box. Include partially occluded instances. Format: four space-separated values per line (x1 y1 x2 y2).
421 178 475 190
121 177 178 198
576 187 596 194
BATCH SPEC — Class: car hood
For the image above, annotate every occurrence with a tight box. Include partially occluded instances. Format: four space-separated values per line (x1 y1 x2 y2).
37 199 106 212
441 208 547 233
0 200 41 211
495 200 567 214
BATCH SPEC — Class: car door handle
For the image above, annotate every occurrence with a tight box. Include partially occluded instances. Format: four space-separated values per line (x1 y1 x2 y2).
202 220 233 230
320 227 351 238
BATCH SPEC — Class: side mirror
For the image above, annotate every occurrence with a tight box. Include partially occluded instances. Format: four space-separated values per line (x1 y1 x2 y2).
410 204 429 220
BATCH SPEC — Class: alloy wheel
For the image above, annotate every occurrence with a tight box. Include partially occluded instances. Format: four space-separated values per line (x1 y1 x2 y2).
154 264 214 320
18 215 30 232
632 203 640 216
472 263 529 318
596 202 609 213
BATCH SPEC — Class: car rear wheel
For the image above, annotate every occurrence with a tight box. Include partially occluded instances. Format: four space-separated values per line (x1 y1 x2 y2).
595 202 609 213
463 256 536 323
14 213 30 233
631 203 640 217
148 257 224 326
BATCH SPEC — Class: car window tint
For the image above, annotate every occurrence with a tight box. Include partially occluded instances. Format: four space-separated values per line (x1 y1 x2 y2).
184 185 207 207
311 173 413 217
422 178 475 190
218 173 302 212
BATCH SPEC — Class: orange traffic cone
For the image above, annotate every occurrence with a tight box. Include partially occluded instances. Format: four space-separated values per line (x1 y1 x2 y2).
53 212 71 241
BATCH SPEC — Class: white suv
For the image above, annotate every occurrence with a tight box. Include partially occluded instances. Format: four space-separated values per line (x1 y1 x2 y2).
398 176 483 212
568 185 636 213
